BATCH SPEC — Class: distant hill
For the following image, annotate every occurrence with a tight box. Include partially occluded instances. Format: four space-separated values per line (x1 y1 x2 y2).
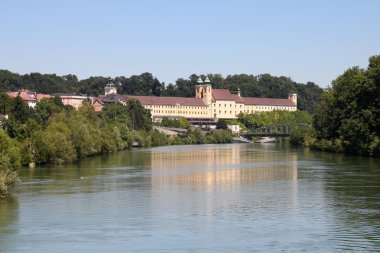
0 70 323 113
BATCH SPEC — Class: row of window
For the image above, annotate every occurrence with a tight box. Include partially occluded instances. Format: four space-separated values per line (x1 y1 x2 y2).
150 110 208 115
214 107 293 114
147 104 295 116
214 104 292 111
216 103 243 108
145 105 204 110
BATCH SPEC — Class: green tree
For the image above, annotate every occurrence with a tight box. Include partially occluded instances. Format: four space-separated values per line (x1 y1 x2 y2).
127 99 152 131
216 119 228 129
43 119 77 164
0 129 21 197
161 117 191 129
313 55 380 156
101 103 131 126
35 96 65 123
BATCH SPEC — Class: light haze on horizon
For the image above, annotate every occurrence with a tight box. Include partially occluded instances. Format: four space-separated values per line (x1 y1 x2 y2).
1 0 379 88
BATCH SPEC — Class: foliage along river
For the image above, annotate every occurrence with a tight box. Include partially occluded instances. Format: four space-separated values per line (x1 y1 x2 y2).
1 143 380 252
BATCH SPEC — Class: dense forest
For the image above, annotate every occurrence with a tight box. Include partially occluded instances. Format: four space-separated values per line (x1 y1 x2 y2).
290 55 380 156
0 70 323 113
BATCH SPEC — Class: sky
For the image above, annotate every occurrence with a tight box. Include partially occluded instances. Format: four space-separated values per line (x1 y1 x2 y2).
1 0 379 88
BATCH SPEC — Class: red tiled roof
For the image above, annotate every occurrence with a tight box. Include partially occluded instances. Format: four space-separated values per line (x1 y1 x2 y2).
212 89 243 102
6 92 19 98
6 90 36 101
212 89 295 106
93 89 295 108
242 97 295 106
36 94 52 101
127 96 207 107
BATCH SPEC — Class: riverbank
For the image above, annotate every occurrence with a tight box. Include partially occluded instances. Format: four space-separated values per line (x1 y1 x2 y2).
0 125 233 198
0 96 235 198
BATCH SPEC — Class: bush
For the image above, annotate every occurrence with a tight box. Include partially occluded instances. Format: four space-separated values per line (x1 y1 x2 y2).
0 169 19 198
150 130 170 146
206 129 233 144
289 127 316 147
161 117 191 129
0 129 21 197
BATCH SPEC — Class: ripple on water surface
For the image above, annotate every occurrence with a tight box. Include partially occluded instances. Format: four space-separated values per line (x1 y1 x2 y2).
1 144 380 252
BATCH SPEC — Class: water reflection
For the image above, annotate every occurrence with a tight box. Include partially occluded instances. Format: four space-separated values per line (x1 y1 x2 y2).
0 196 19 228
0 195 19 252
2 144 380 252
18 150 153 196
150 144 298 185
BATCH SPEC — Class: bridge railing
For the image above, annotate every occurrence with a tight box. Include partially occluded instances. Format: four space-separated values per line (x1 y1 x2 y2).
243 123 311 136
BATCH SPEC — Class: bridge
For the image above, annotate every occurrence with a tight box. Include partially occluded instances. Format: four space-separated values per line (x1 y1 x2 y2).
241 123 310 138
153 126 188 136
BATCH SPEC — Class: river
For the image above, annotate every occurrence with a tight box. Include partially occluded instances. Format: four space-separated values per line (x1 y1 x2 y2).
1 143 380 252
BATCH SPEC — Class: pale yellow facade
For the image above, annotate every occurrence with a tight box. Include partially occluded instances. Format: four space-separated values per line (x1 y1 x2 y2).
96 83 297 121
144 104 211 120
143 84 297 121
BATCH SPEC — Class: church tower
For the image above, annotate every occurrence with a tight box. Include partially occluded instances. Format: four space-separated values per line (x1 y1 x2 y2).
105 83 117 95
195 76 212 105
288 92 297 106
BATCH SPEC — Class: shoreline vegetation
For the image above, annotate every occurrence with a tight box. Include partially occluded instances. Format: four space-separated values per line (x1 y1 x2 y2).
289 55 380 157
0 97 233 197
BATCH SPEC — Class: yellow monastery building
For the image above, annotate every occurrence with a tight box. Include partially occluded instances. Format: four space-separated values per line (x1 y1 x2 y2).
93 77 297 123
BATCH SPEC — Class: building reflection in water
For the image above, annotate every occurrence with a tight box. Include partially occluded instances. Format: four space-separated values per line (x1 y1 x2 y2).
148 144 299 223
149 144 298 186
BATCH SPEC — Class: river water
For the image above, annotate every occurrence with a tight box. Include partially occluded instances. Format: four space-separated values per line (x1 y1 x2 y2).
1 143 380 252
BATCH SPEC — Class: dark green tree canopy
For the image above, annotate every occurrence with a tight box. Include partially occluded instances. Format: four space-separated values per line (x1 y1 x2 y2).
313 55 380 156
0 70 322 113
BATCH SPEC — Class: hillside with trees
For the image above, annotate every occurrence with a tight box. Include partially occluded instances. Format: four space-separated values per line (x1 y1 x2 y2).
0 70 322 113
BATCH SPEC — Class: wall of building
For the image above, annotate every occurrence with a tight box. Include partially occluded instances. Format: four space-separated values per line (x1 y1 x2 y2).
144 99 296 120
144 104 211 121
61 96 87 109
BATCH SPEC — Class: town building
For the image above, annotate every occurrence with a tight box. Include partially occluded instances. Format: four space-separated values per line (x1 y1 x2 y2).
6 89 51 108
93 78 297 123
5 89 90 110
52 93 89 109
0 114 8 127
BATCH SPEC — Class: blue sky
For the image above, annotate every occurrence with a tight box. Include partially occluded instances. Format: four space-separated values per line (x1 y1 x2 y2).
1 0 379 87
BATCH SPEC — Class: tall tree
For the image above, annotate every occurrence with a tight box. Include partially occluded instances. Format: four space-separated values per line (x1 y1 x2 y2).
127 99 152 131
313 55 380 156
